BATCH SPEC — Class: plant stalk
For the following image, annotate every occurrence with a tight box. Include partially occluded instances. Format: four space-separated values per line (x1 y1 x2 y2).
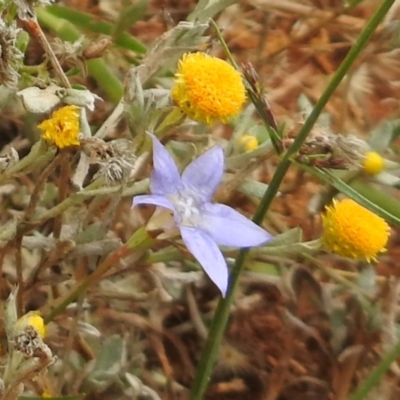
188 1 396 399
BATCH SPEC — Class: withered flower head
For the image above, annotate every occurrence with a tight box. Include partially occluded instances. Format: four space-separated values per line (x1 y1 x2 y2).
95 158 136 185
14 325 51 359
294 128 370 170
51 37 111 76
14 0 54 20
81 138 137 185
0 20 23 89
51 37 86 74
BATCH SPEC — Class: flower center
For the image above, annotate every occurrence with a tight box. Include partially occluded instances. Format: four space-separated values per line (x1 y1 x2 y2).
168 192 202 227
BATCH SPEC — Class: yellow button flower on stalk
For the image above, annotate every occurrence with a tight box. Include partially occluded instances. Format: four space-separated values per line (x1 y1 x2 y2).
362 151 385 175
14 311 46 338
171 52 246 125
38 105 80 149
321 198 390 262
237 134 258 152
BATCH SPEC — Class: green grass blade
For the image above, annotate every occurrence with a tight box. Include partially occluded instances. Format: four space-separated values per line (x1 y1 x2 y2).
305 166 400 226
44 5 146 53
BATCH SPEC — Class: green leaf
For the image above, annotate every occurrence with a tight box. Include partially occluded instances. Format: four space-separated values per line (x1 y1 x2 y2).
237 179 270 199
188 0 237 22
246 261 280 275
256 239 321 257
367 118 400 151
83 335 126 391
112 0 148 39
45 5 146 53
314 168 400 226
349 180 400 220
265 227 303 246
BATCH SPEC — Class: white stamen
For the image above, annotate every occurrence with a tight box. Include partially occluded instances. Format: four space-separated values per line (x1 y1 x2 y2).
168 191 202 227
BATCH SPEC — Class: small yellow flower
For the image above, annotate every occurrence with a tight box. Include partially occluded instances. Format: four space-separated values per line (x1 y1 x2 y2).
41 389 52 398
38 105 80 149
362 151 384 175
171 52 246 125
321 198 390 262
237 135 258 152
14 311 46 338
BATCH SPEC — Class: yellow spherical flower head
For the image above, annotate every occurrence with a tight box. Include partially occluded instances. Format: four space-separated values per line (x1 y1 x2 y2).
14 311 46 338
171 52 246 125
321 198 390 262
38 105 80 149
362 151 384 175
237 134 258 152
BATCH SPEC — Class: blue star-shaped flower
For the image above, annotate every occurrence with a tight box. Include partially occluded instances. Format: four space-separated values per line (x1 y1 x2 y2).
132 133 273 295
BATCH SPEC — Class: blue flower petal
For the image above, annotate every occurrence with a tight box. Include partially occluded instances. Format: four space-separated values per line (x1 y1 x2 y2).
147 132 182 196
199 203 273 247
132 194 175 211
180 226 229 296
181 145 224 202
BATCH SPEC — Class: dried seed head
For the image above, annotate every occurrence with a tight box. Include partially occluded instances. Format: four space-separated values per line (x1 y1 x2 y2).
335 134 370 167
82 37 112 59
94 139 137 185
14 325 51 359
0 20 23 89
51 36 111 76
81 138 137 185
295 128 370 170
14 0 54 20
95 158 135 185
51 37 87 74
0 147 19 173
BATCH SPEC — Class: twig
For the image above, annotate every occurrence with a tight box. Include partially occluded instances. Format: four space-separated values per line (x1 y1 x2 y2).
22 17 71 88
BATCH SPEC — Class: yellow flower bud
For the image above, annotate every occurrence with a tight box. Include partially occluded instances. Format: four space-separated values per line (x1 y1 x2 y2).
362 151 384 175
14 311 46 338
237 135 258 152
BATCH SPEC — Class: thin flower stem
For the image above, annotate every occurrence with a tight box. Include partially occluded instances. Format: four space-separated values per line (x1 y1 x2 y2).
209 19 237 68
189 1 396 399
211 19 281 149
